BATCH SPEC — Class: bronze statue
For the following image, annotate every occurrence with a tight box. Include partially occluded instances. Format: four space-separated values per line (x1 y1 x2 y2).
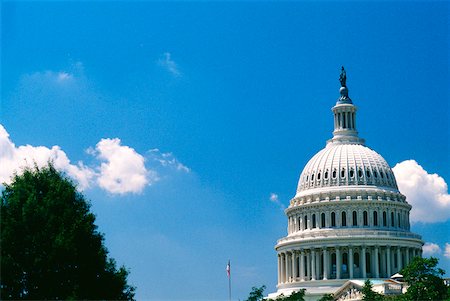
339 66 347 87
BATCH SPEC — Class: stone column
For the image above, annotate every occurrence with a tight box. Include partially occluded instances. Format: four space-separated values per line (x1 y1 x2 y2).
380 248 386 278
374 246 380 278
292 251 297 282
397 248 402 272
349 247 354 279
306 251 311 281
300 250 305 281
323 248 329 280
336 247 342 279
285 252 290 282
362 246 367 278
277 254 281 284
311 249 316 281
386 246 391 277
406 248 410 266
280 253 285 283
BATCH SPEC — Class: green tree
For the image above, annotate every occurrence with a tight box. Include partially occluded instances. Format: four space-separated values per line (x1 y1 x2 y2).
318 293 334 301
244 285 266 301
362 279 383 301
1 164 135 300
401 257 447 301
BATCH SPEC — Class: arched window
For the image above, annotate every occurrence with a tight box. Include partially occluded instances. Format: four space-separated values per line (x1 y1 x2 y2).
321 213 326 228
298 217 302 231
331 212 336 227
304 215 308 230
332 169 337 179
363 211 368 226
311 173 315 181
398 212 401 228
342 212 347 227
383 211 387 227
341 168 346 178
324 170 329 179
380 171 384 178
358 168 363 178
312 214 316 228
374 170 378 178
352 211 358 226
317 172 321 180
350 168 354 178
373 211 378 226
366 169 371 178
306 175 309 181
391 212 395 227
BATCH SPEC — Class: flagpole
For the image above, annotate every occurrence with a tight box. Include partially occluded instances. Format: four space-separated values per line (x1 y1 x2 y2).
227 260 231 301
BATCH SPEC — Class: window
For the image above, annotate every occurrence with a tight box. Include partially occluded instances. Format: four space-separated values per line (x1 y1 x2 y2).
332 169 337 179
342 212 347 226
350 168 354 178
358 168 363 178
311 173 314 181
383 211 387 227
380 171 384 178
306 175 308 181
391 212 395 227
341 168 346 178
324 170 329 179
352 211 358 226
331 212 336 227
363 211 368 226
321 213 326 228
304 215 308 229
366 169 371 178
354 253 360 268
374 211 378 226
298 217 302 231
312 214 316 228
317 172 321 180
398 213 401 228
374 170 378 178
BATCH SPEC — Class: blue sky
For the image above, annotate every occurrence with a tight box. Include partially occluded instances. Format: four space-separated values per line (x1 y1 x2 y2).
1 1 449 300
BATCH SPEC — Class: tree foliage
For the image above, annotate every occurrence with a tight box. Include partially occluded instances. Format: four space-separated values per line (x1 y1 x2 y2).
1 164 135 300
244 285 266 301
401 257 447 301
318 293 334 301
362 279 383 301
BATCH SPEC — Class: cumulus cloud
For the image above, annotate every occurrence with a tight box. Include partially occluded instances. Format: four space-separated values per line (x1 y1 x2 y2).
92 138 154 195
0 125 189 195
158 52 181 77
269 192 285 210
0 124 95 189
444 243 450 259
422 242 442 256
393 160 450 223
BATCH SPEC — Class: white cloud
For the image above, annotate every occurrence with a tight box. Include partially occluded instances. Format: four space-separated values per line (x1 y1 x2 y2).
0 125 190 195
148 148 190 173
93 138 155 195
445 243 450 259
393 160 450 223
269 192 285 210
158 52 181 77
0 124 95 189
422 242 441 256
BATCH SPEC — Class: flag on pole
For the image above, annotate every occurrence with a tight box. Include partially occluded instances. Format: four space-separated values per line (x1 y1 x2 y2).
226 260 231 278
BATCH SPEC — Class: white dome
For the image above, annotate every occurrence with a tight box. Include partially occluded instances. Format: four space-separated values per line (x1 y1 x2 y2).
297 143 398 193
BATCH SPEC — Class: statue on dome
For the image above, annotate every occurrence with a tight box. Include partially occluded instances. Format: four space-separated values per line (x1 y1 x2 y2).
339 66 347 87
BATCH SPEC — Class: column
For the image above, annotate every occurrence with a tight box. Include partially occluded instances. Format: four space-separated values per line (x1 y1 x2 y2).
362 246 367 278
386 247 391 277
397 248 402 272
336 247 341 279
311 249 316 281
300 250 305 281
374 246 380 278
306 251 311 281
349 247 354 279
285 252 290 282
281 253 285 283
380 248 386 278
323 248 329 280
406 248 410 266
277 254 281 284
316 250 321 279
292 251 297 282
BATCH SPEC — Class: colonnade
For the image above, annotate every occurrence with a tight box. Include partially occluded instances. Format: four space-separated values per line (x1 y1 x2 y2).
277 245 422 284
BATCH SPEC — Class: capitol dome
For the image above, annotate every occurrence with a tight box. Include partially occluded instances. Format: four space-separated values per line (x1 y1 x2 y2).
270 68 423 301
297 143 398 195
